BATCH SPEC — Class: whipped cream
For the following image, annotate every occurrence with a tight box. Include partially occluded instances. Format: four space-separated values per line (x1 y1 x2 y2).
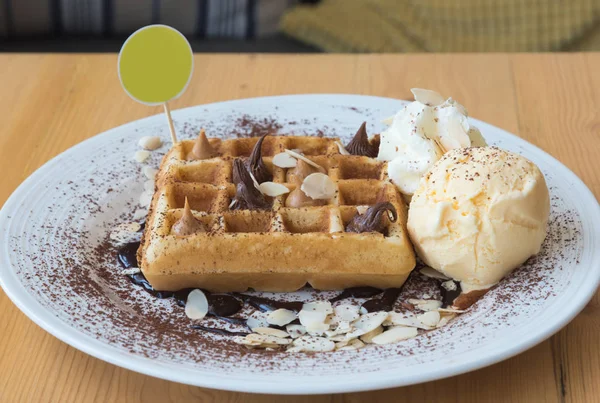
377 88 485 196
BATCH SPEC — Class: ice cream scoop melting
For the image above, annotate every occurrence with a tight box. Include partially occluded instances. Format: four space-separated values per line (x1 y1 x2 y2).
246 133 272 184
346 122 378 158
171 198 207 235
231 159 271 210
346 202 397 233
187 129 216 160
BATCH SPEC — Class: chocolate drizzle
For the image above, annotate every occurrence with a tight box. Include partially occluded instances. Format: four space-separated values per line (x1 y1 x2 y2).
247 134 272 184
230 159 271 210
329 286 383 302
234 293 303 312
440 280 462 308
346 202 397 233
346 122 378 158
361 288 403 312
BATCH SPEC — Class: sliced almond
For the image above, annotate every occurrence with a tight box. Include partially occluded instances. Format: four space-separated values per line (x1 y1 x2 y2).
334 304 360 322
437 307 466 314
143 179 155 191
301 173 336 200
441 280 458 291
385 312 432 330
417 311 441 327
284 149 324 171
134 150 151 163
436 313 457 328
338 338 365 351
142 166 158 180
360 326 383 344
292 336 335 352
306 322 330 335
335 141 350 155
267 308 297 326
138 136 163 150
246 333 291 345
356 205 369 214
258 182 290 197
372 326 418 345
298 309 328 331
408 299 443 312
246 311 270 330
285 324 307 339
185 289 208 320
411 88 445 107
381 115 395 125
232 336 261 346
346 311 388 339
252 327 290 338
272 152 298 168
121 267 141 275
139 190 153 207
302 301 333 314
325 320 353 338
419 266 450 280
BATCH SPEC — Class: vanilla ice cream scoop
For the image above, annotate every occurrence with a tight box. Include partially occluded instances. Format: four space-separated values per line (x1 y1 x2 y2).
378 88 486 196
407 147 550 291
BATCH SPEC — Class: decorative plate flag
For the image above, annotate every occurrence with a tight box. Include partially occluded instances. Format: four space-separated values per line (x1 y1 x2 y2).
118 25 194 144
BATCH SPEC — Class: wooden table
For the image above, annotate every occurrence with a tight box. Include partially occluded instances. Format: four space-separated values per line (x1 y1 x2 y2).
0 53 598 402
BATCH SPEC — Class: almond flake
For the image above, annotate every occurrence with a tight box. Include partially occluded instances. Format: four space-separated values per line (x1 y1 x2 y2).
267 309 297 326
338 339 365 351
272 152 298 168
246 311 270 330
252 327 290 338
232 336 261 346
408 299 443 311
381 115 394 125
246 333 291 345
132 208 148 221
335 340 349 349
139 190 153 207
360 326 383 344
384 312 431 329
142 166 158 180
420 266 450 280
138 136 162 150
334 304 360 322
258 182 290 197
134 150 151 163
284 149 324 171
285 324 307 338
346 311 388 339
143 179 155 191
437 307 466 314
302 301 333 314
301 173 336 200
121 268 141 275
411 88 445 107
417 311 441 327
325 321 353 338
335 141 350 155
292 336 335 352
436 313 456 328
372 326 418 344
185 289 208 320
306 322 330 335
298 309 328 330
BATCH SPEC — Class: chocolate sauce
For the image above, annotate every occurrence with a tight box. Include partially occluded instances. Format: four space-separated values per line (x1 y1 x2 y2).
191 325 249 337
117 241 139 269
208 294 243 317
233 293 303 312
361 288 402 312
329 286 383 302
440 280 462 308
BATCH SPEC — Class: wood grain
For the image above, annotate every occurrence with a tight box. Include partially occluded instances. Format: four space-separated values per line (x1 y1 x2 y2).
0 54 598 403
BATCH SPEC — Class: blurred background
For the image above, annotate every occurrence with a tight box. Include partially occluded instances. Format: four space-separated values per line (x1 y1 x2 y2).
1 0 599 53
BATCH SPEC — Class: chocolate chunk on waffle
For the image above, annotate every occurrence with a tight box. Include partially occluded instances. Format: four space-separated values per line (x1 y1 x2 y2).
138 134 415 292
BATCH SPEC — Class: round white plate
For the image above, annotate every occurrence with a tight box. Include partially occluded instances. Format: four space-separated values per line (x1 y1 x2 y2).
1 95 599 395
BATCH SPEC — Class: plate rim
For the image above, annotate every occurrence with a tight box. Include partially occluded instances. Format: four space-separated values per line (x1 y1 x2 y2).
1 93 599 395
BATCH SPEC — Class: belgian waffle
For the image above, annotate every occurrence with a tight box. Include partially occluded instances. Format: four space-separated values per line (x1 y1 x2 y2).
138 133 416 292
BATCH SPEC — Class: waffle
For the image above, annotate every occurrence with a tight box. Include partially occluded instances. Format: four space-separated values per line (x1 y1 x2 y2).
138 134 416 292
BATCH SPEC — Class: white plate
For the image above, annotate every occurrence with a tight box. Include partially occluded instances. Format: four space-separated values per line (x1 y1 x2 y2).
1 95 599 395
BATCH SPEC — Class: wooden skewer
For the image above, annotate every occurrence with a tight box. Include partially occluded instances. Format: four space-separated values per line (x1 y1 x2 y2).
163 102 178 144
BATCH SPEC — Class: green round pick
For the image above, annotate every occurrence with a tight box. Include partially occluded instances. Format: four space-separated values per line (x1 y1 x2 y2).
118 25 193 105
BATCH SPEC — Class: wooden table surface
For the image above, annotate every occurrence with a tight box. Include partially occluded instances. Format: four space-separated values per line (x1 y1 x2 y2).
0 53 599 402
